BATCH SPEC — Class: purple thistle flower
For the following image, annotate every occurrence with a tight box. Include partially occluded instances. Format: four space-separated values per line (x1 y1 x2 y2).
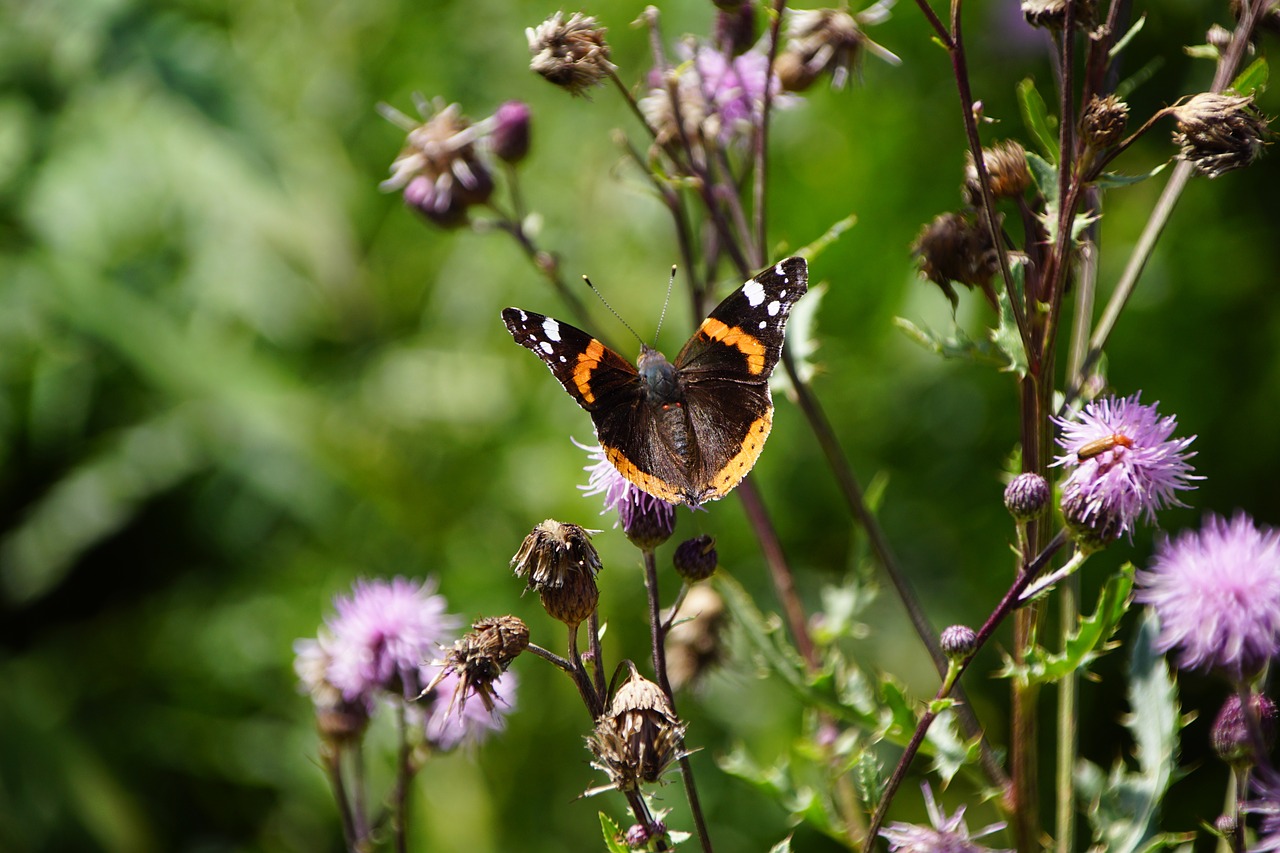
880 783 1011 853
323 577 460 705
1248 768 1280 851
1053 393 1198 540
576 439 678 536
1136 513 1280 678
423 667 518 751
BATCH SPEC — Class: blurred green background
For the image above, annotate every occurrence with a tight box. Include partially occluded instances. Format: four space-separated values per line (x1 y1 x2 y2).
2 0 1278 850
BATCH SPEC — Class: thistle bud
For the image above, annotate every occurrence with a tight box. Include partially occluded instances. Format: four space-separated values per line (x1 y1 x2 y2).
1171 92 1270 179
490 100 532 164
623 498 677 552
527 11 615 96
963 140 1032 205
911 212 999 308
424 615 530 713
940 625 978 660
1081 95 1130 151
673 535 719 582
588 670 687 791
666 584 727 690
1004 472 1050 521
1061 488 1122 552
511 519 602 590
713 2 756 56
1211 693 1277 767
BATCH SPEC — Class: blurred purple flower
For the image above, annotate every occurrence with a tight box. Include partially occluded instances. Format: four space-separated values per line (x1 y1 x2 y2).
1136 513 1280 678
880 783 1011 853
423 667 518 751
1053 393 1198 539
324 577 460 705
1249 768 1280 851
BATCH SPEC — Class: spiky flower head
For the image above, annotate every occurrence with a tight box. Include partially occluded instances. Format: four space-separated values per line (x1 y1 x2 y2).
673 535 719 582
940 625 978 660
380 99 494 228
964 140 1032 205
319 577 460 706
527 11 614 96
421 666 518 751
579 440 677 550
587 669 687 792
1248 769 1280 851
1053 393 1198 545
1211 692 1277 767
1171 92 1270 179
777 5 901 92
1004 472 1050 522
639 40 788 148
880 782 1012 852
1082 94 1130 151
423 615 529 717
511 519 602 590
666 584 728 691
1136 513 1280 678
912 212 999 308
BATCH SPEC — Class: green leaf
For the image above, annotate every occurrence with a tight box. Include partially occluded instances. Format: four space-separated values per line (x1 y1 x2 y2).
600 813 627 853
768 837 795 853
990 274 1029 377
1075 611 1183 853
999 563 1134 686
926 709 982 785
1025 150 1059 207
1232 57 1269 96
1183 44 1219 61
1018 78 1059 161
895 317 1009 367
1108 14 1147 59
1093 161 1169 190
1115 56 1164 100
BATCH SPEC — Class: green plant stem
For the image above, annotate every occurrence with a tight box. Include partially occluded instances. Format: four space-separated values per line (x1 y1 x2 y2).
864 530 1070 849
642 549 714 853
588 610 607 702
1055 576 1079 853
322 743 358 851
392 702 411 853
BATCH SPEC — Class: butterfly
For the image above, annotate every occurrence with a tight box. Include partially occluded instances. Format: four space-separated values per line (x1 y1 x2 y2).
502 257 808 507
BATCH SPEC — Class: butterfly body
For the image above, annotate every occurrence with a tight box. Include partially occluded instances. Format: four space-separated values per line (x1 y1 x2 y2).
503 257 808 507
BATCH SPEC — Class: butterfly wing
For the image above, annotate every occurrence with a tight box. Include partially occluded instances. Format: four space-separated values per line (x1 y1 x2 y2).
673 257 809 502
502 308 640 413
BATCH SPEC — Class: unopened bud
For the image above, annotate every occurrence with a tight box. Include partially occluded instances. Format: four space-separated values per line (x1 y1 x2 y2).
1004 472 1050 521
673 535 719 582
1212 693 1277 767
491 101 532 164
1081 95 1130 151
940 625 978 659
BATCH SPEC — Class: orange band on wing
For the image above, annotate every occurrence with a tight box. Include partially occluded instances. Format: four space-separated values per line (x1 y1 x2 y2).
573 339 606 404
703 411 773 501
698 318 767 375
604 446 684 505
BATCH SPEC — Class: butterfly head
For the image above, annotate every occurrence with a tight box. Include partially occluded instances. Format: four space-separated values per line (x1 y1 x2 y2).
637 344 681 405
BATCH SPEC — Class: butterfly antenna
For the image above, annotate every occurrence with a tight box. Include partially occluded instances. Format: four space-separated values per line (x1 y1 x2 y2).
652 265 677 346
582 275 645 348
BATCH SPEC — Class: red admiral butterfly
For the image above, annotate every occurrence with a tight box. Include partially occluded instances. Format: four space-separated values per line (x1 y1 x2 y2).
502 257 808 507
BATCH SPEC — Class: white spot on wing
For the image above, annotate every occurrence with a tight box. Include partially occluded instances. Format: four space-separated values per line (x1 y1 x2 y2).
518 310 528 322
767 300 781 316
540 341 554 353
743 278 766 307
759 320 767 329
558 355 566 362
542 317 562 342
774 261 787 277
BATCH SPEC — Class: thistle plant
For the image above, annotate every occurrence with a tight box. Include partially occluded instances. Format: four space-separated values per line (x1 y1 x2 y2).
290 0 1280 850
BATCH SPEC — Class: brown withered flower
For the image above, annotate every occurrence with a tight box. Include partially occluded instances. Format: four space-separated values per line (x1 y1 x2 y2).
380 99 494 228
665 584 728 691
912 212 1000 308
778 6 900 92
422 615 530 714
527 11 615 96
1171 92 1271 178
511 519 602 590
963 140 1032 205
1081 95 1130 151
587 669 688 792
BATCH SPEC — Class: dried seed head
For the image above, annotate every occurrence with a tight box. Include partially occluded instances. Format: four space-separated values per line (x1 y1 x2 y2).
511 519 602 590
666 584 728 690
527 11 615 96
1172 92 1271 179
672 535 719 582
425 615 529 715
1021 0 1095 29
911 212 1000 308
491 100 532 164
940 624 978 660
964 140 1032 204
538 569 600 628
1081 95 1130 151
1004 472 1050 521
1212 693 1277 767
588 670 687 791
382 100 494 228
781 7 900 91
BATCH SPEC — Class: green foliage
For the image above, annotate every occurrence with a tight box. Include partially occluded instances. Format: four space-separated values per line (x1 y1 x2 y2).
1018 78 1060 162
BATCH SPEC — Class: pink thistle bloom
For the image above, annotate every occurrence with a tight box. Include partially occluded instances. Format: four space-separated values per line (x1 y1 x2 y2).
576 439 677 534
1136 513 1280 677
880 783 1011 853
1249 769 1280 851
422 667 519 751
324 577 460 705
1053 393 1198 539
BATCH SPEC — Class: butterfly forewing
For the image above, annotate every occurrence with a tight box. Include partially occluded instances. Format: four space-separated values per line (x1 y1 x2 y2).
501 308 640 412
